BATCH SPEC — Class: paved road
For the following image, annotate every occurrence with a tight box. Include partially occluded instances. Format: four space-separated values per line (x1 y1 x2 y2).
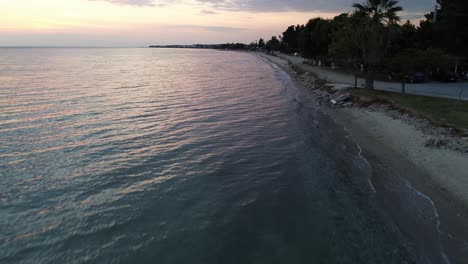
280 54 468 101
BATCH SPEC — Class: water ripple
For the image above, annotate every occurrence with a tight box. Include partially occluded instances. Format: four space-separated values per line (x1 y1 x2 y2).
0 48 435 264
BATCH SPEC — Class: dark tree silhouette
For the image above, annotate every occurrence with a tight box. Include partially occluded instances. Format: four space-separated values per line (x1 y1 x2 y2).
352 0 403 89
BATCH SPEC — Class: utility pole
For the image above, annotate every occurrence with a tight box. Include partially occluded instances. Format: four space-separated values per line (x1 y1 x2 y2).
433 4 438 23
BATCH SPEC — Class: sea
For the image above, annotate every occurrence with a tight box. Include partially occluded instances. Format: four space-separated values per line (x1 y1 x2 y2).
0 48 448 263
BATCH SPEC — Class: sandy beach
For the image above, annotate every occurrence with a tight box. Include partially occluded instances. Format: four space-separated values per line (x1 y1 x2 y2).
257 52 468 263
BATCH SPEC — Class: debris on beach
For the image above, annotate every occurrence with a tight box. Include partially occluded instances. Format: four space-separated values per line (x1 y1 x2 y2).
288 64 355 108
289 62 468 154
288 61 468 153
330 91 351 104
328 90 352 108
298 73 316 88
312 90 330 98
326 83 350 92
425 138 448 148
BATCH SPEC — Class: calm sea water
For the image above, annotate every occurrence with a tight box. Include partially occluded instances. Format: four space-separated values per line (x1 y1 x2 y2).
0 48 444 263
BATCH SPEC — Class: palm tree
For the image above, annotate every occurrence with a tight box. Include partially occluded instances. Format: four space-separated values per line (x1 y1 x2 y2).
352 0 403 89
353 0 403 25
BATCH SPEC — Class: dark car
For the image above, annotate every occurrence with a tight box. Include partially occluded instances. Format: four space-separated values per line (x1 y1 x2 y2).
443 73 458 82
461 72 468 80
433 71 458 82
406 72 426 83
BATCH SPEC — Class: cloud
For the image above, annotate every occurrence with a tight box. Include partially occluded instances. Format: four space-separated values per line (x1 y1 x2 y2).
196 0 350 12
92 0 165 6
200 9 219 15
169 24 245 32
196 0 435 12
92 0 435 12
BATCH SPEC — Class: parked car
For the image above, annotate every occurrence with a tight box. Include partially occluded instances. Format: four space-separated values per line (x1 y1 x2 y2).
461 72 468 80
433 71 458 82
294 52 300 57
406 72 426 83
443 73 459 82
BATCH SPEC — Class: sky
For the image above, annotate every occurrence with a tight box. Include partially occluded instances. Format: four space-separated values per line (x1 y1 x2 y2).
0 0 436 46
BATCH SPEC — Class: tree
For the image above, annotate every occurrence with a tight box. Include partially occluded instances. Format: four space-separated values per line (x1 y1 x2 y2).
415 14 436 50
258 38 265 49
309 18 332 62
329 13 350 32
298 24 312 61
387 20 417 56
266 36 280 52
248 41 258 51
352 0 403 89
330 13 363 88
422 48 458 74
298 18 332 63
435 0 468 58
387 48 457 94
387 49 423 94
281 25 300 53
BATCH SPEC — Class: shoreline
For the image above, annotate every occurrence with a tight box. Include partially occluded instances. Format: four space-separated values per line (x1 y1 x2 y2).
256 52 468 263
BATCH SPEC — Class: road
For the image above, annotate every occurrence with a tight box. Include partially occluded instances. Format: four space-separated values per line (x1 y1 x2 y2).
280 54 468 101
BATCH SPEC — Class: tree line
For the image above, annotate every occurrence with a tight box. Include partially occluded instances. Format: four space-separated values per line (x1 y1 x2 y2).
254 0 467 89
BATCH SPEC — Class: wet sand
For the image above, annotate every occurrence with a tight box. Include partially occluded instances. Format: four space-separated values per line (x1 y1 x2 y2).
330 107 468 263
257 52 468 263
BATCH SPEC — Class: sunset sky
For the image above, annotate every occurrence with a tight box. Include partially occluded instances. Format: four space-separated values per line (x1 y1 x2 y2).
1 0 435 46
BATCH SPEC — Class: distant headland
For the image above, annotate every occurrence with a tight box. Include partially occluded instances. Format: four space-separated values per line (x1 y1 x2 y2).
149 43 257 51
